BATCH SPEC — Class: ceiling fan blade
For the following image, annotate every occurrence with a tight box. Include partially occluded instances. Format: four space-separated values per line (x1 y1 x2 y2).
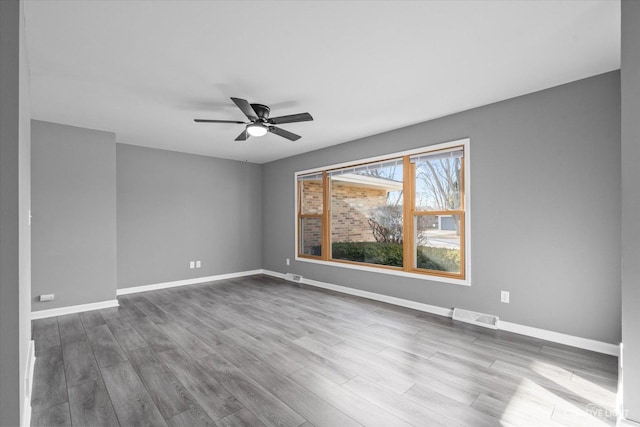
267 112 313 125
235 129 249 141
194 119 246 124
230 97 258 121
268 126 301 141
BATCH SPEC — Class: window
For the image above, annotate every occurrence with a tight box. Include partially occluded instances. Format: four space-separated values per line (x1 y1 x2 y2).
411 147 464 277
296 139 469 284
298 172 324 257
329 158 404 268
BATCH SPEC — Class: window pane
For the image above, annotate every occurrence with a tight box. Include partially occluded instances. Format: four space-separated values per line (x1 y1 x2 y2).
330 161 404 267
414 152 462 211
416 214 461 273
300 217 322 256
299 176 323 214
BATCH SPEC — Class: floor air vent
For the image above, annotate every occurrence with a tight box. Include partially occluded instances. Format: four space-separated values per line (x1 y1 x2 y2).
452 308 499 329
285 273 303 283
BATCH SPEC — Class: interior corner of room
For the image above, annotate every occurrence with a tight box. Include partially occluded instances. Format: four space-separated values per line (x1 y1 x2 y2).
2 1 639 426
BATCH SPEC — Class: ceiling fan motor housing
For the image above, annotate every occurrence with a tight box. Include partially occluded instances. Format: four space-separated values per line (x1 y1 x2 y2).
250 103 270 120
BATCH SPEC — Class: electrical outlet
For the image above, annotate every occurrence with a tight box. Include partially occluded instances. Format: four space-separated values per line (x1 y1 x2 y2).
40 294 54 302
189 261 195 269
286 258 290 266
196 260 201 268
501 291 510 303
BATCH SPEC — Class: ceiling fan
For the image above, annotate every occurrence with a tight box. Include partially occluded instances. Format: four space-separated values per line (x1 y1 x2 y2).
194 97 313 142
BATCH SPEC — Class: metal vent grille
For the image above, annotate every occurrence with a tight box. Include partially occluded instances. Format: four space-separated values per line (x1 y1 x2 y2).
285 273 303 283
452 308 499 329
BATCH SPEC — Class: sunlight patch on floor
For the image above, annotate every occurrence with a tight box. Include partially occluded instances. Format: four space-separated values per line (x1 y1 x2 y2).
501 371 616 427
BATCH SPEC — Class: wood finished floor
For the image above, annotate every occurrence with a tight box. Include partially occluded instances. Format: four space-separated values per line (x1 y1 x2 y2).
31 275 618 427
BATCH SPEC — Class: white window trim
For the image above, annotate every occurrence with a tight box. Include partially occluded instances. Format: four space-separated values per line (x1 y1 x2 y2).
294 138 471 287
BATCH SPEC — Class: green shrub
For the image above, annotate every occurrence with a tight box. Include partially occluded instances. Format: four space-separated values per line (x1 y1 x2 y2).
416 246 460 272
316 241 460 272
331 242 404 267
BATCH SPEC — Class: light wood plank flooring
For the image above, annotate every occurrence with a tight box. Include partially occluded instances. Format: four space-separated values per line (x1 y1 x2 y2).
31 275 618 426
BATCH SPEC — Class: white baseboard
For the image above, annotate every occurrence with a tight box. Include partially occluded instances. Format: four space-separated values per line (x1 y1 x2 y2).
261 270 619 356
31 299 119 320
116 269 264 296
278 272 452 318
263 270 287 280
35 269 617 356
263 269 453 317
499 320 619 356
22 340 35 427
619 417 640 427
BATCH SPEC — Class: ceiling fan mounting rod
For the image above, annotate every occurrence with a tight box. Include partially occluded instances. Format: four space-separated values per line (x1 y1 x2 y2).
250 103 270 120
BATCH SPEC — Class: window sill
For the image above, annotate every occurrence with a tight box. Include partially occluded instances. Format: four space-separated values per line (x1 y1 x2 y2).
295 256 470 286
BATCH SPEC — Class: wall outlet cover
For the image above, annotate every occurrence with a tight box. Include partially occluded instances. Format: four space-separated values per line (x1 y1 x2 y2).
189 261 195 269
501 291 510 303
196 260 201 268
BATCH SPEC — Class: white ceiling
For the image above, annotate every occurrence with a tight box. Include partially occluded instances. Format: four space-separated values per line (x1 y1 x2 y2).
24 0 620 164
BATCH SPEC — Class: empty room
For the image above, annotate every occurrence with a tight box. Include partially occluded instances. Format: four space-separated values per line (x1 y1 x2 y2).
1 0 639 426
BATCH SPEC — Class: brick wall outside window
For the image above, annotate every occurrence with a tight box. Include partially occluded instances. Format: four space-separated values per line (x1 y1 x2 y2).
300 181 323 254
330 182 387 242
301 179 390 253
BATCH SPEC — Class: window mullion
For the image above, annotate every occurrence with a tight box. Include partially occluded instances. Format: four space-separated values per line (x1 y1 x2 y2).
402 156 414 272
322 171 330 261
414 210 464 216
460 211 465 278
297 183 301 257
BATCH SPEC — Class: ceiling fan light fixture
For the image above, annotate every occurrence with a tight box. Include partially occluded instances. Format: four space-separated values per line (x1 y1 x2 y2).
247 123 268 137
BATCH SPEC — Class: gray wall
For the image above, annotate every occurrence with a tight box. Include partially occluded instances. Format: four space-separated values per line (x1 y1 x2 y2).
621 0 640 422
0 0 31 424
263 72 621 344
117 144 262 288
30 124 263 300
32 120 117 311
